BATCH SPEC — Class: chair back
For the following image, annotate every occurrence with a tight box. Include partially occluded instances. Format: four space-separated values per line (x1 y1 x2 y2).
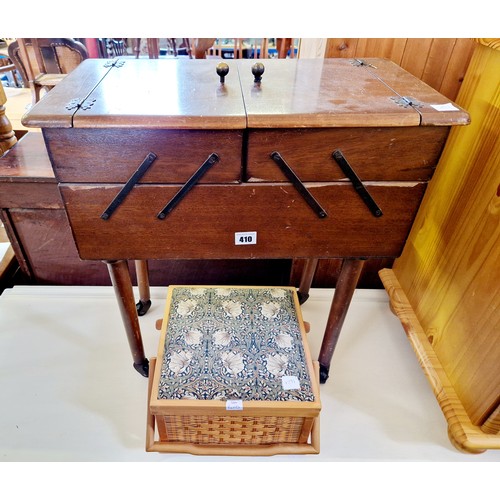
8 38 88 88
206 39 269 59
97 38 127 58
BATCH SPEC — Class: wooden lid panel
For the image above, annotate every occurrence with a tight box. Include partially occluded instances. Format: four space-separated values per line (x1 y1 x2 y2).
238 58 421 128
72 59 247 130
21 59 113 128
365 59 470 126
21 58 469 130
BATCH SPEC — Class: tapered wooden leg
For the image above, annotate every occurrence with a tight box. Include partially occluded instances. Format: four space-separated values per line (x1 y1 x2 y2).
106 259 149 377
0 85 17 156
297 258 319 304
135 259 152 316
318 258 365 383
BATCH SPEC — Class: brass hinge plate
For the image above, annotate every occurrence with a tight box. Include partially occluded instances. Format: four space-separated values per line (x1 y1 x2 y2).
103 59 125 68
65 98 96 111
391 96 423 108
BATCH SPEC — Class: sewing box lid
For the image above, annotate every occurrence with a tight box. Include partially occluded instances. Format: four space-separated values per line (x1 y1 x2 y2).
150 286 321 415
21 58 247 130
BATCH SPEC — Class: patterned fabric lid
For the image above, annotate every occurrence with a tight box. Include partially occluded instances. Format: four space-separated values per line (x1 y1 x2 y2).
158 287 315 402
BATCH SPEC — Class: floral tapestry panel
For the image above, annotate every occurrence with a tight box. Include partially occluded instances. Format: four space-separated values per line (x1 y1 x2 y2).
158 287 315 402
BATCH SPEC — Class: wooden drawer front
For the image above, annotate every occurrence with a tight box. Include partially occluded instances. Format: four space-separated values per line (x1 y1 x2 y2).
246 127 449 182
60 182 426 260
0 181 63 209
43 128 243 184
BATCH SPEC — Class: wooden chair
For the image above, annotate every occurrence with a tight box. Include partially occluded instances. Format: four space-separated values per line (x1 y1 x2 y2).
251 39 269 59
190 39 216 59
97 38 127 58
0 54 20 87
133 38 159 59
277 38 296 58
8 38 88 105
134 39 192 59
205 39 244 59
205 39 269 60
165 39 192 58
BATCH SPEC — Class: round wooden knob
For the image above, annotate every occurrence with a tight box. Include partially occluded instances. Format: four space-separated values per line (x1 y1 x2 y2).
216 62 229 84
252 62 265 83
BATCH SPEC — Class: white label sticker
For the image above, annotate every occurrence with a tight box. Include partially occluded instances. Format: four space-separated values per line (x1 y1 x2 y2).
226 399 243 411
235 231 257 245
282 376 301 390
430 103 459 112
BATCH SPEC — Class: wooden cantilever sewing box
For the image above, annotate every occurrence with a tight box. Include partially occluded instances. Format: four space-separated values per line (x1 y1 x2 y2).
21 57 470 391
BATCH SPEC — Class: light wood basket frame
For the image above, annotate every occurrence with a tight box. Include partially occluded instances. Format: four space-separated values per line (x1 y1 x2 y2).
146 285 321 455
146 357 320 455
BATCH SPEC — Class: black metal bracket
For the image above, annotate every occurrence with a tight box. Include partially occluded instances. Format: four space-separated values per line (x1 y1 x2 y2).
101 152 158 220
270 151 328 219
157 153 220 219
332 150 383 218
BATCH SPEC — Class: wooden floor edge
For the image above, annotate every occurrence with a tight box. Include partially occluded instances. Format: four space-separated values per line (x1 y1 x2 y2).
378 268 500 453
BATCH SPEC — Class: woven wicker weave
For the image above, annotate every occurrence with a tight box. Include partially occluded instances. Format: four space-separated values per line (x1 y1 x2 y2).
159 415 306 445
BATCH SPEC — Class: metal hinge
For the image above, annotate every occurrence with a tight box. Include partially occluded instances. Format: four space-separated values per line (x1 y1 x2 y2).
351 58 378 69
103 59 125 68
65 98 96 111
391 96 423 108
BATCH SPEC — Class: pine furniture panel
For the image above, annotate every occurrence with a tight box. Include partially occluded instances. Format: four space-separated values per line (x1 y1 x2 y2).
380 40 500 452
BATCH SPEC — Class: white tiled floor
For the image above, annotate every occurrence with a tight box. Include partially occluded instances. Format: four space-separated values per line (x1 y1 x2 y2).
1 285 498 465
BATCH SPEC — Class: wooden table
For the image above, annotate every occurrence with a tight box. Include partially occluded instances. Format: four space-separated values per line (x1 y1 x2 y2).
22 57 469 381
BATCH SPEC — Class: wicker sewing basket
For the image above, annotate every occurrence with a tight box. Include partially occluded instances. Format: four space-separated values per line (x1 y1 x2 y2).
147 285 321 455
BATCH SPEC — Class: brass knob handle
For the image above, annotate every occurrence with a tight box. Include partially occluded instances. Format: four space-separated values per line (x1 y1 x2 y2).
216 62 229 84
252 62 265 83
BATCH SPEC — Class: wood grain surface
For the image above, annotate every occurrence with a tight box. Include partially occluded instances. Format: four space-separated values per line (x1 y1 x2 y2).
390 42 500 429
380 269 499 452
20 59 112 128
81 59 245 129
59 182 426 260
325 38 475 102
239 58 421 128
0 132 52 181
43 128 243 183
246 126 449 182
